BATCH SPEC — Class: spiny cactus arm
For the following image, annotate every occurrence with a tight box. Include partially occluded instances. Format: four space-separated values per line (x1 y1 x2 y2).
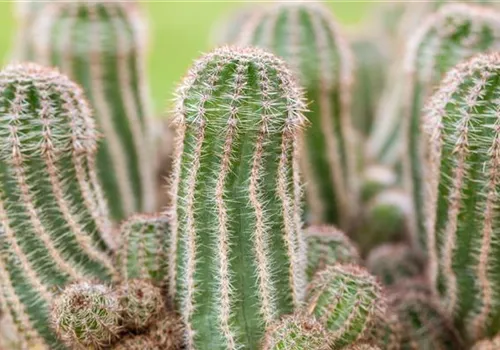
168 46 307 350
237 3 359 227
29 1 156 220
305 225 360 280
423 52 500 341
401 4 500 253
118 214 169 282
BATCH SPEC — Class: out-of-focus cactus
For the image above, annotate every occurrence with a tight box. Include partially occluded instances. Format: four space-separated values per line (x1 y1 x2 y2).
366 244 423 286
347 344 382 350
11 1 48 60
387 279 464 349
305 225 360 280
27 1 156 220
424 53 500 341
472 335 500 350
400 4 500 252
237 2 359 228
210 5 261 46
168 46 307 350
117 214 169 283
361 165 398 203
0 63 118 348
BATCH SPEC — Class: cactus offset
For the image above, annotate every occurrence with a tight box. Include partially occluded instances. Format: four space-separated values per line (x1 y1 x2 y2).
237 2 359 227
27 1 156 220
400 4 500 252
424 52 500 341
0 63 118 348
305 225 360 280
168 46 307 349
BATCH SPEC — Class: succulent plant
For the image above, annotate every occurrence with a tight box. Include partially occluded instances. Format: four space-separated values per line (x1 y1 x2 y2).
346 344 382 350
237 2 359 228
168 46 307 349
26 1 156 220
360 165 398 203
423 52 500 341
305 225 360 280
472 335 500 350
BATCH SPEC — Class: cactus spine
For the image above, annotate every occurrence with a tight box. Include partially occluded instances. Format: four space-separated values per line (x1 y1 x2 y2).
28 1 156 220
424 53 500 341
168 46 307 349
237 3 358 227
0 63 119 348
401 4 500 252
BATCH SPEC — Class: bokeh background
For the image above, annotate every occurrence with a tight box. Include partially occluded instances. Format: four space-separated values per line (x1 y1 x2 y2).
0 2 373 115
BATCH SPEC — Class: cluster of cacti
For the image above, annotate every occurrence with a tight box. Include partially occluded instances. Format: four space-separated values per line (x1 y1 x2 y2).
4 0 500 349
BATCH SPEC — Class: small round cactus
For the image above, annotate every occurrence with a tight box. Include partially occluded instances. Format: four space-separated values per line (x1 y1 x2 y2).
346 344 382 350
261 315 328 350
147 312 185 350
113 335 157 350
116 279 165 331
50 281 122 349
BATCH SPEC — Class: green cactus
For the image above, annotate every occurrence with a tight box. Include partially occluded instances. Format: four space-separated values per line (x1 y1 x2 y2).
399 3 500 252
366 244 423 286
50 281 122 349
11 1 48 60
423 52 500 341
0 63 119 349
360 165 397 202
25 1 156 220
387 279 464 350
236 2 359 228
305 225 360 280
305 264 384 348
117 214 169 283
168 46 307 350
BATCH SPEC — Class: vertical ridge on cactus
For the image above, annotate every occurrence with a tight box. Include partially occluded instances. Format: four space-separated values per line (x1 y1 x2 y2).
168 46 307 349
237 2 359 227
0 63 117 348
398 4 500 252
423 52 500 341
27 0 156 220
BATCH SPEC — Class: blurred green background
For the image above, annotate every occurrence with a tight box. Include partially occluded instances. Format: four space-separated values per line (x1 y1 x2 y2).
0 2 373 115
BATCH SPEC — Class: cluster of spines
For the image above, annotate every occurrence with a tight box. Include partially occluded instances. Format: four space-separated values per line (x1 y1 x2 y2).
26 1 156 220
423 52 500 341
0 63 118 348
168 46 307 350
236 2 359 228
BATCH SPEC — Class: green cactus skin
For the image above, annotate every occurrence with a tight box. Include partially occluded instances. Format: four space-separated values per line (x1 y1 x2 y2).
472 335 500 350
168 46 307 350
27 1 156 220
305 264 384 349
387 279 464 350
399 4 500 253
424 53 500 341
360 165 397 203
366 244 423 286
261 315 328 350
237 2 359 228
305 225 360 281
117 214 169 283
0 63 119 349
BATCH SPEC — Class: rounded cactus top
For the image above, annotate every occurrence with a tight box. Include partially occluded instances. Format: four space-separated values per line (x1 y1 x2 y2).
173 46 307 133
0 63 97 162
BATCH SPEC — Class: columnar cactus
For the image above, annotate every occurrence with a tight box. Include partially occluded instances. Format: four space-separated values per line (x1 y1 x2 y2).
168 46 307 349
305 264 384 348
401 4 500 252
305 225 360 280
117 214 169 283
0 63 118 348
11 1 48 60
424 53 500 341
237 2 359 227
27 1 156 220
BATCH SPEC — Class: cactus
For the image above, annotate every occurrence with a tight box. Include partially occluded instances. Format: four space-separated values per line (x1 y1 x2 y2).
387 279 464 349
50 281 122 349
366 244 423 286
361 165 398 203
261 314 328 350
305 264 384 348
237 2 359 227
472 335 500 350
113 335 157 350
0 63 119 348
146 311 184 350
168 46 307 349
27 1 156 220
117 214 169 283
347 344 381 350
399 4 500 252
11 1 48 60
305 225 360 280
423 52 500 341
